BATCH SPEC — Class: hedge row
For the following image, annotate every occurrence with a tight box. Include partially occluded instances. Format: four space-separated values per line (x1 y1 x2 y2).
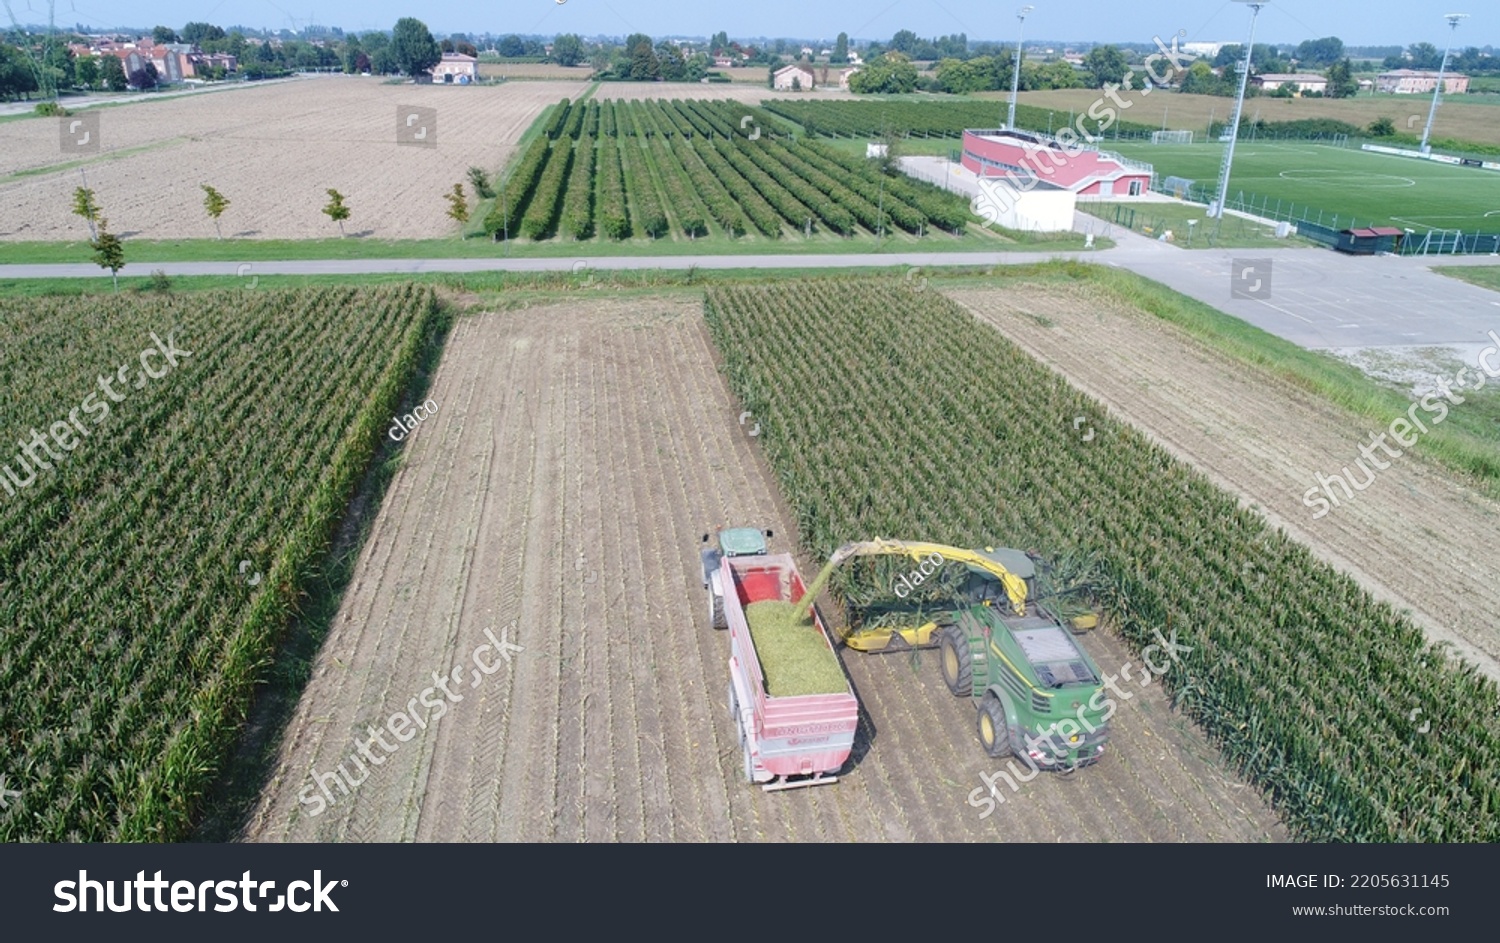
616 140 668 238
737 139 857 235
758 139 916 234
560 137 596 240
802 140 970 233
545 98 572 140
519 141 573 239
674 135 749 237
648 138 708 238
711 137 823 235
482 135 550 237
596 137 630 239
690 137 781 237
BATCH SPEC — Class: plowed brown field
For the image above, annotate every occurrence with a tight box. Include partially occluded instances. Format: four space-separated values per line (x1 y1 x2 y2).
0 76 587 241
243 295 1284 843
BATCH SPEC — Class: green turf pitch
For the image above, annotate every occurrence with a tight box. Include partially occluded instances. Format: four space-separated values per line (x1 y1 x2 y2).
1109 141 1500 233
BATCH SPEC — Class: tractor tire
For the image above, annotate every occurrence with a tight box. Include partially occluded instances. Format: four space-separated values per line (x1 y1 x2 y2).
709 586 726 630
978 694 1013 759
938 625 973 698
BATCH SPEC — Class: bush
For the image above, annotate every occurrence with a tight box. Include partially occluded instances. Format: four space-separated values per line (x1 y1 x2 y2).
137 269 172 293
34 102 71 117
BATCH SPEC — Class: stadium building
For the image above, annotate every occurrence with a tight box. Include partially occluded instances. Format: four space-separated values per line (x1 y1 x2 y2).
960 129 1153 198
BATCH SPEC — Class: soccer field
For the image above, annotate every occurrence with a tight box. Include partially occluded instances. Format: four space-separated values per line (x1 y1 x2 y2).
1110 140 1500 233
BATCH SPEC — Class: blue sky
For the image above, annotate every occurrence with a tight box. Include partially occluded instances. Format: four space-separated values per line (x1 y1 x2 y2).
33 1 1494 47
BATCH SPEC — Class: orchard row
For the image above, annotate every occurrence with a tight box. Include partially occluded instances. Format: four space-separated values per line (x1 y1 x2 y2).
481 98 975 241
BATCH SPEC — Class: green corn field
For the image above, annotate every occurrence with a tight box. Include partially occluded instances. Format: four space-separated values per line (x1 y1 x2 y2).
0 286 442 841
703 277 1500 842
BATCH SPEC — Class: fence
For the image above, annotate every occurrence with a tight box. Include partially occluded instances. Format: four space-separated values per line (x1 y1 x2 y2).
1148 179 1500 256
1097 203 1284 247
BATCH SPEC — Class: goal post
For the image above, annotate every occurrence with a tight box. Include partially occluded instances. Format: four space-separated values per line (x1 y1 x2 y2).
1151 130 1194 145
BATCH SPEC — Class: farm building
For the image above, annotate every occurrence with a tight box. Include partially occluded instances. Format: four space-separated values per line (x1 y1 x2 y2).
1251 73 1327 95
838 67 861 89
973 176 1077 232
432 52 478 84
772 64 816 90
1376 69 1469 94
960 129 1152 198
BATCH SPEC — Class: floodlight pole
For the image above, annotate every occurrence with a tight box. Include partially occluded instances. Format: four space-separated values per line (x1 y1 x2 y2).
1419 13 1467 155
1209 1 1264 221
1006 5 1033 130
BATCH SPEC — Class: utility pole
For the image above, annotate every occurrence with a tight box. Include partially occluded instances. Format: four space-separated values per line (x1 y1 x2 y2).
1209 1 1264 222
1006 5 1033 130
1419 13 1467 155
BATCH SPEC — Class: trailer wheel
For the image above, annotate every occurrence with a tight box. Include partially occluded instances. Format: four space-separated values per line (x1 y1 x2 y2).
938 625 973 697
978 695 1013 759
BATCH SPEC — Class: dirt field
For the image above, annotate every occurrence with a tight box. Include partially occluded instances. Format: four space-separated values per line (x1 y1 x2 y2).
0 75 588 241
1005 88 1500 147
948 284 1500 679
477 62 593 80
242 295 1284 843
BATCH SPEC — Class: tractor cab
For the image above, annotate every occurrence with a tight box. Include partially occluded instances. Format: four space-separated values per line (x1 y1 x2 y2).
717 527 770 557
701 527 773 629
959 547 1037 609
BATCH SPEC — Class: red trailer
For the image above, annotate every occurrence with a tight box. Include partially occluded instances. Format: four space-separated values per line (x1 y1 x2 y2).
717 550 859 791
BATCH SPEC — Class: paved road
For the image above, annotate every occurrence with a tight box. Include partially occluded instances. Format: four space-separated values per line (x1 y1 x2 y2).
1084 222 1500 349
2 231 1497 350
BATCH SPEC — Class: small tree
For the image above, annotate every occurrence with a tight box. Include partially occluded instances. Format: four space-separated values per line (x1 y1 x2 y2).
391 17 441 77
445 183 469 223
71 186 101 240
791 75 802 92
1325 57 1358 99
322 188 350 237
75 57 99 90
89 217 125 292
1369 116 1396 137
100 55 127 92
467 166 495 198
200 184 230 239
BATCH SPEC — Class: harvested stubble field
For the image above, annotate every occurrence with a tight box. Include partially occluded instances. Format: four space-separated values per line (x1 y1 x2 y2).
477 62 595 80
0 75 588 241
243 295 1282 842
